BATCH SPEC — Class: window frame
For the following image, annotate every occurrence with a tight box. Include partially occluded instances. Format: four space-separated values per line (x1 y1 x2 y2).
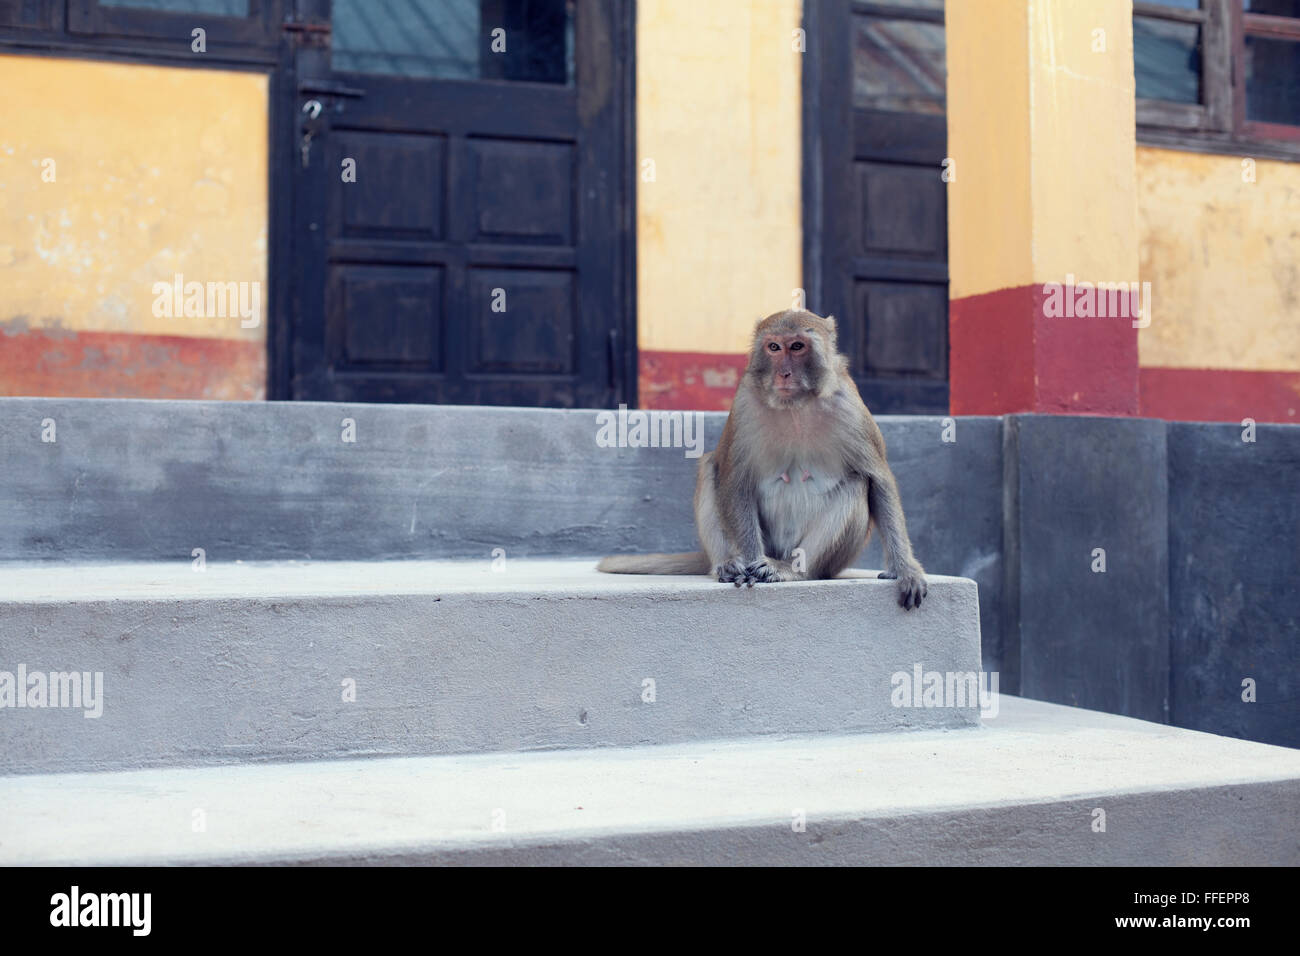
66 0 279 51
1135 0 1300 159
1234 3 1300 143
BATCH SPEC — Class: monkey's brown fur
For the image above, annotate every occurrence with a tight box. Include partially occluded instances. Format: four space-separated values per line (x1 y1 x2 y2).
597 309 927 609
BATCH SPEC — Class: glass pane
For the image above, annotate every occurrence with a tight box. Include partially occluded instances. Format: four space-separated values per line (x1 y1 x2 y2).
860 0 943 8
1133 16 1202 103
1245 35 1300 125
101 0 250 13
332 0 574 84
852 16 946 114
1140 0 1200 8
1244 0 1300 14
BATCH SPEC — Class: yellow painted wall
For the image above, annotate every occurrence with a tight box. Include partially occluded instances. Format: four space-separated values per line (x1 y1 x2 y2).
0 55 267 344
636 0 803 355
1137 146 1300 371
945 0 1032 299
948 0 1138 297
1027 0 1138 288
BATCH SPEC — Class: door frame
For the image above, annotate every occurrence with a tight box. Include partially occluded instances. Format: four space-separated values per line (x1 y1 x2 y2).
267 0 638 406
801 0 842 321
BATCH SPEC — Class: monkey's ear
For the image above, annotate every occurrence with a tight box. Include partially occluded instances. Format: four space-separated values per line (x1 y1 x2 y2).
823 314 840 350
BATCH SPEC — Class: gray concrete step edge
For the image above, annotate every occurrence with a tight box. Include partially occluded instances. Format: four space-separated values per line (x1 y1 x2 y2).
2 696 1297 866
0 560 982 773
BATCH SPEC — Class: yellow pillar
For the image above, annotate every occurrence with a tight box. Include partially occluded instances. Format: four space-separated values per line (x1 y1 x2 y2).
946 0 1141 415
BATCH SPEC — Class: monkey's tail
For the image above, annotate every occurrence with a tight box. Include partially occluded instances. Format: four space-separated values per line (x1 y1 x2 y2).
596 551 712 575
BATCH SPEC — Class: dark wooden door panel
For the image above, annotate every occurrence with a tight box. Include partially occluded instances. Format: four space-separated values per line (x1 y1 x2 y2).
330 131 446 239
856 280 947 376
327 264 444 371
856 160 946 257
469 138 575 244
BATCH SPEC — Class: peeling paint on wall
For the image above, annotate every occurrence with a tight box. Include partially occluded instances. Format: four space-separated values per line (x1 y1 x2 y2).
0 54 268 398
1137 146 1300 373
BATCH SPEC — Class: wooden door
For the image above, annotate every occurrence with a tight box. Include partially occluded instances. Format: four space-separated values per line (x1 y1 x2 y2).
288 0 633 407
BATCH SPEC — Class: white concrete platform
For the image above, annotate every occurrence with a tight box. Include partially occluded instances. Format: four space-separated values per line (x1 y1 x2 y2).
2 696 1296 866
0 559 982 773
0 557 943 600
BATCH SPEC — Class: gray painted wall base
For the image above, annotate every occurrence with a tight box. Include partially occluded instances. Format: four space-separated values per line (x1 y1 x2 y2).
0 560 982 775
1168 423 1300 748
1003 416 1170 723
3 696 1296 866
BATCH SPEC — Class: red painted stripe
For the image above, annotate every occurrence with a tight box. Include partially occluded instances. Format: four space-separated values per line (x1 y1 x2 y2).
1139 367 1300 423
1031 284 1139 415
949 285 1036 415
639 349 747 410
950 283 1139 416
0 327 265 400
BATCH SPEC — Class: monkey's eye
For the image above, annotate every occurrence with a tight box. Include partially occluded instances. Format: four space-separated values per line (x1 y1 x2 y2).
790 342 805 351
767 342 780 352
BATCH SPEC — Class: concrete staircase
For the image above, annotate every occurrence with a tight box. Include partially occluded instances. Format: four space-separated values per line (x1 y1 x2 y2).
0 399 1296 865
5 696 1298 866
0 560 980 774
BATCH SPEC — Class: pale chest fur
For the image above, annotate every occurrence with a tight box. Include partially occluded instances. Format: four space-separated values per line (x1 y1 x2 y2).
748 400 857 556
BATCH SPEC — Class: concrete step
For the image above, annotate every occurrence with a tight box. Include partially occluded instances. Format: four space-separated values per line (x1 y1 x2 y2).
0 559 982 774
2 696 1296 866
0 398 1006 676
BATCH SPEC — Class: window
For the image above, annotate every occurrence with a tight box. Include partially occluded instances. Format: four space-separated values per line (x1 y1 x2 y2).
1135 0 1300 156
67 0 274 49
852 0 946 115
331 0 574 84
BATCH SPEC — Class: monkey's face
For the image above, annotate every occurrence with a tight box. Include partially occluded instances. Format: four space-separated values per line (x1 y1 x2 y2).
760 333 822 403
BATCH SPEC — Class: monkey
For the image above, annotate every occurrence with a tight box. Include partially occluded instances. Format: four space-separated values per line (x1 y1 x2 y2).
597 309 927 609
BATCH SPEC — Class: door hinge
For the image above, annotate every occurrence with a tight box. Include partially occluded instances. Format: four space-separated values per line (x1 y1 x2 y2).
283 18 330 47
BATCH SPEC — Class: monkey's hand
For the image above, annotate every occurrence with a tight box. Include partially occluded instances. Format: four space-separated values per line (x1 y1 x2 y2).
717 557 795 587
716 558 752 587
878 563 927 610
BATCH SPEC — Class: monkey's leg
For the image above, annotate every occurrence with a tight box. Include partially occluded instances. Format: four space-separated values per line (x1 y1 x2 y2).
693 453 727 567
745 480 870 583
867 470 927 609
697 463 774 588
694 454 748 585
717 486 772 587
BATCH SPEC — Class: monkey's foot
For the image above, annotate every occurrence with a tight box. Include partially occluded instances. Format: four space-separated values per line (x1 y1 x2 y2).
743 558 786 584
717 558 756 588
879 566 927 610
717 557 786 587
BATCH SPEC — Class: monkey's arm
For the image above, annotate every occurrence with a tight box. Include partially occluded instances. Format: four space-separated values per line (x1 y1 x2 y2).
852 421 927 609
693 436 770 586
712 468 772 586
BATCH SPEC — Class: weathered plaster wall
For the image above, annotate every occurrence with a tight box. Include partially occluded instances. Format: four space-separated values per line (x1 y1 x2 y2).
0 54 267 399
